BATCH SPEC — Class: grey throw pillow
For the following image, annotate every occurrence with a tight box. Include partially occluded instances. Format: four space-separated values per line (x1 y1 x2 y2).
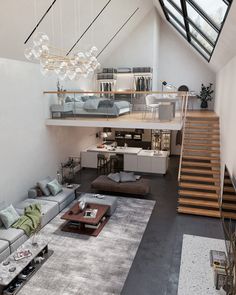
108 173 120 183
120 172 136 183
47 179 63 196
0 204 20 229
37 177 52 196
0 201 7 227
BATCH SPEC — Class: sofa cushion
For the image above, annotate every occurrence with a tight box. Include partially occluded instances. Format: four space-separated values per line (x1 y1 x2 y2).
15 199 59 227
0 227 25 244
0 205 20 229
39 188 74 205
0 239 9 252
0 201 7 227
107 173 120 183
119 171 136 183
47 179 62 196
37 177 52 196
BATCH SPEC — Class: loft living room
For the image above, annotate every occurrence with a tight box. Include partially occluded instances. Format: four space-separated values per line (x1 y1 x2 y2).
1 1 236 295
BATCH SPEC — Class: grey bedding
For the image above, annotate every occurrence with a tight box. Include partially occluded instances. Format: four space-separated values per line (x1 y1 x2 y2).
66 97 130 117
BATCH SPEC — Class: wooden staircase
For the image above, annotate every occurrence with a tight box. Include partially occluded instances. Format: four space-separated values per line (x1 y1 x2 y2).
221 169 236 219
178 114 221 218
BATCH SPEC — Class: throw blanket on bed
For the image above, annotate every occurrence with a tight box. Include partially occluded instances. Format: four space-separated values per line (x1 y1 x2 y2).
12 204 41 236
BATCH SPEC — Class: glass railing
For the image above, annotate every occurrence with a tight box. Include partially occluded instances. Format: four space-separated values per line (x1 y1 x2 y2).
44 91 188 123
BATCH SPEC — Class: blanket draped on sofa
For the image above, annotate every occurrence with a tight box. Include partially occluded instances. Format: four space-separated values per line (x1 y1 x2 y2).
12 204 41 236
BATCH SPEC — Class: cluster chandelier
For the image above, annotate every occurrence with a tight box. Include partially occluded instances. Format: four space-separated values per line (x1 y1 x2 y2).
24 32 100 80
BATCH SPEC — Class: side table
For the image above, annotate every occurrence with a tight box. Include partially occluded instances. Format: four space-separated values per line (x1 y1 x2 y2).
63 183 81 199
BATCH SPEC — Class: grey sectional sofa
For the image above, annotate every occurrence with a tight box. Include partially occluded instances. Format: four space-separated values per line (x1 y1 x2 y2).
0 183 76 262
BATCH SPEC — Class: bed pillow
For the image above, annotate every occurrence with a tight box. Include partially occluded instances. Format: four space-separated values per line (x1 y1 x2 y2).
37 177 52 196
0 205 20 229
83 98 100 110
120 172 136 183
47 179 63 196
108 173 120 183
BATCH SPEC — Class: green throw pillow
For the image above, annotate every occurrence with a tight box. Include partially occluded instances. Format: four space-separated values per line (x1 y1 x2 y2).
0 204 20 229
47 179 63 196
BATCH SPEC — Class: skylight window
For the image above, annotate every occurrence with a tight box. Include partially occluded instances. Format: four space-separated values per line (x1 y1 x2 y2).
159 0 233 61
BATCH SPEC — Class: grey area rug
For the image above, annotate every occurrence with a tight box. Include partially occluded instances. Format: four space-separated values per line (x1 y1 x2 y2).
18 197 155 295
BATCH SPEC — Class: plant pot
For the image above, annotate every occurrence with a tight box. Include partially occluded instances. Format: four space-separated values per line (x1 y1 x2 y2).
200 100 208 109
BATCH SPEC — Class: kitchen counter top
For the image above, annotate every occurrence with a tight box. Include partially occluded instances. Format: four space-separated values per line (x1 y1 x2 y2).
138 150 169 157
86 146 143 155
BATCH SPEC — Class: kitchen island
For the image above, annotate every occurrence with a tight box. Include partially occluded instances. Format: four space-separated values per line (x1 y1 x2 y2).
81 146 169 174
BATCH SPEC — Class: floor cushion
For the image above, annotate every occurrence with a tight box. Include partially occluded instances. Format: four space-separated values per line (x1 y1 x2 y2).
91 175 150 196
79 193 118 216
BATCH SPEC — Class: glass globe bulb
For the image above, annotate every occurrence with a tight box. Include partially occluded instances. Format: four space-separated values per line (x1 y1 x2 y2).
41 45 49 55
90 46 98 57
24 47 34 61
40 34 50 46
75 67 82 74
32 45 43 59
33 32 44 46
67 70 76 80
40 57 49 67
76 52 86 63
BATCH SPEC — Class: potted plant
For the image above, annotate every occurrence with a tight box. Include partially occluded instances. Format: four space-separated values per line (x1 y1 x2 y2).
197 83 214 109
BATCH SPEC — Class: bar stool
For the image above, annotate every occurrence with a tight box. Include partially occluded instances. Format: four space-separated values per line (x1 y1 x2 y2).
109 155 119 173
97 153 109 173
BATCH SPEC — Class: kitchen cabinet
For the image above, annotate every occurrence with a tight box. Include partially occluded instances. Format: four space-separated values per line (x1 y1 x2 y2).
81 151 98 169
124 154 138 172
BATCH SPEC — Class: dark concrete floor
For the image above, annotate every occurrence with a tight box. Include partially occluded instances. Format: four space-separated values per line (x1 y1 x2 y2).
74 156 224 295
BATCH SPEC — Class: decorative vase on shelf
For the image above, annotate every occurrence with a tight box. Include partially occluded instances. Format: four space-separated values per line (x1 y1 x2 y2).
200 100 208 109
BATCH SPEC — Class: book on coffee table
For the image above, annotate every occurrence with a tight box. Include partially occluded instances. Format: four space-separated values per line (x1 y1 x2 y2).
83 209 98 218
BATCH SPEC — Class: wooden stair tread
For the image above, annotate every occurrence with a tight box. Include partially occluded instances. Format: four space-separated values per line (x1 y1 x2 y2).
185 120 220 127
222 203 236 210
184 142 220 148
179 190 218 199
182 161 220 168
185 125 219 130
182 155 220 161
178 206 220 218
224 179 232 184
178 198 219 208
221 212 236 220
185 131 220 135
186 116 219 120
224 187 236 193
181 168 220 175
180 182 220 191
184 137 220 141
223 195 236 201
183 148 220 154
181 175 220 183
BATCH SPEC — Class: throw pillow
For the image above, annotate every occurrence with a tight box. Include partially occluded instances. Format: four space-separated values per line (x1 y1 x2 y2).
108 173 120 183
37 177 52 196
120 172 136 183
0 205 20 229
47 179 63 196
0 201 7 227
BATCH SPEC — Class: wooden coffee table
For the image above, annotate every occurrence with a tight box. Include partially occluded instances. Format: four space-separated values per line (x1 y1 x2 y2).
61 203 109 237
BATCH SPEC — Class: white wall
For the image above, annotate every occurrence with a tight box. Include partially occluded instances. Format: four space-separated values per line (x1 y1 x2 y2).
159 19 216 109
0 58 98 205
215 55 236 179
103 9 161 90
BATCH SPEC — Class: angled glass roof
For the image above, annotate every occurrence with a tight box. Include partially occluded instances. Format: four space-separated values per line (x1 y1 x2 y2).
159 0 233 61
